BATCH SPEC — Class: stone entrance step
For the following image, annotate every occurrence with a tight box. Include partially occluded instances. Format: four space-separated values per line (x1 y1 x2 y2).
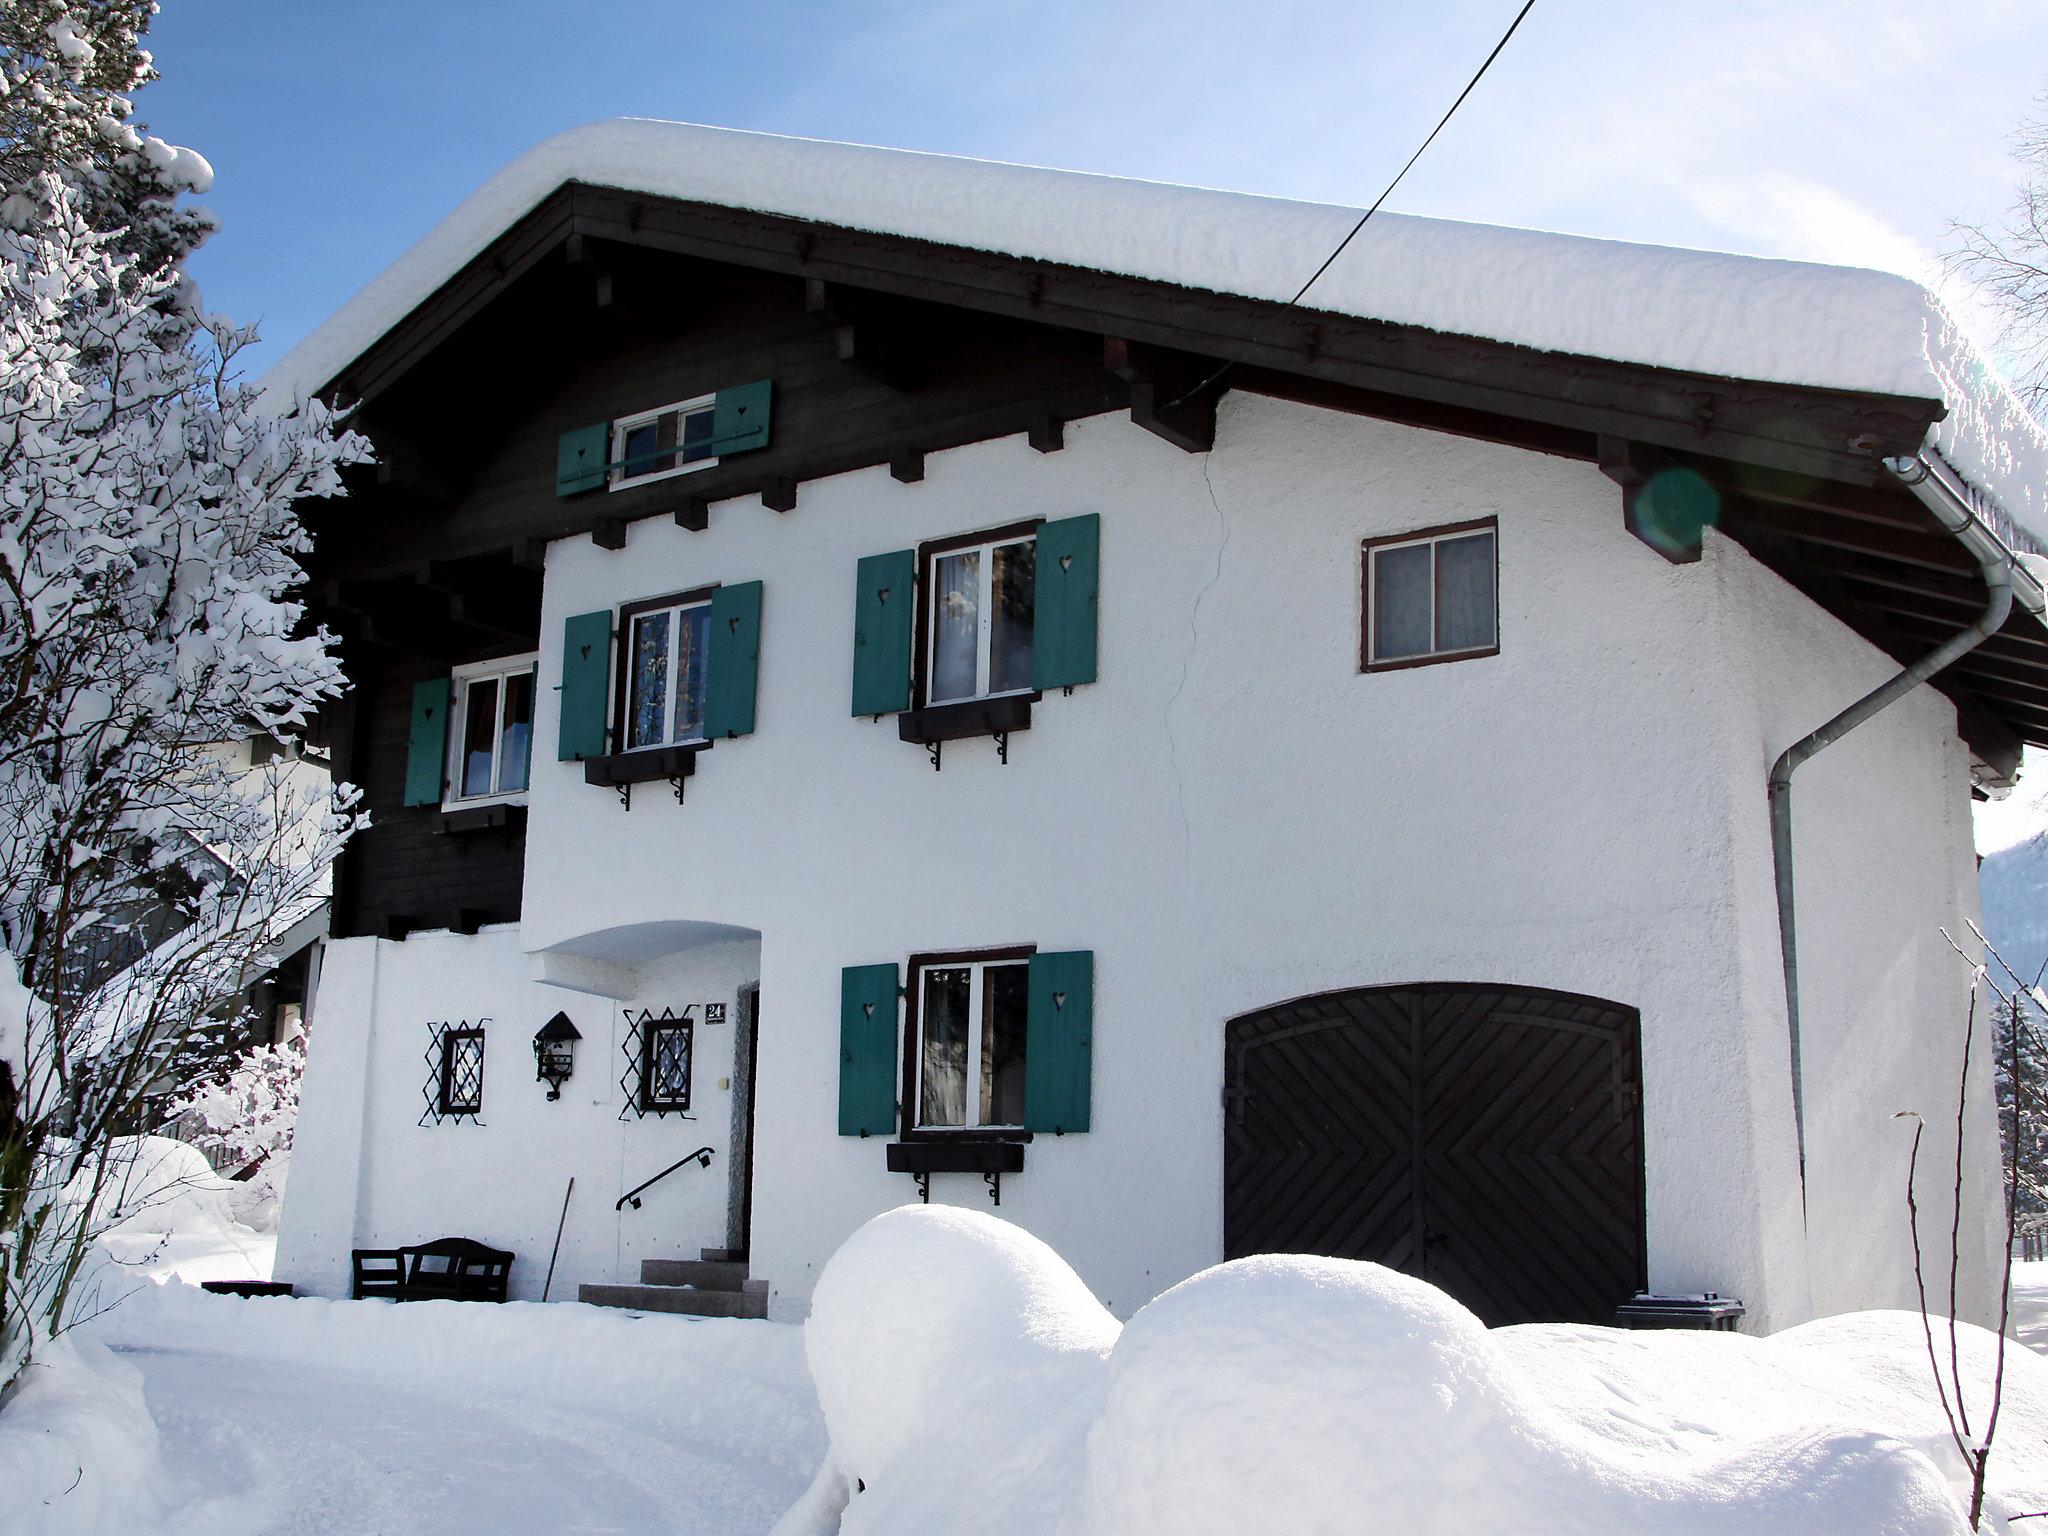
578 1250 768 1319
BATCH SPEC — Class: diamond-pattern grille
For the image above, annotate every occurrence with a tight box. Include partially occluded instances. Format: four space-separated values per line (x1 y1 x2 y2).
619 1006 696 1120
421 1020 488 1126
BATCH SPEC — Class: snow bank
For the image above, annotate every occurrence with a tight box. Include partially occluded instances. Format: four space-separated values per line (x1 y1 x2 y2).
779 1207 2048 1536
0 1334 166 1536
259 119 2048 547
88 1278 822 1496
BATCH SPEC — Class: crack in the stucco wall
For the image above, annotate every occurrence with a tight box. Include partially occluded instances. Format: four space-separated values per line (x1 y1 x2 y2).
1166 456 1232 876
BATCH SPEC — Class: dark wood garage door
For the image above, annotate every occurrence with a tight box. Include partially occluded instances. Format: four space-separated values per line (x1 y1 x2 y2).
1223 983 1645 1326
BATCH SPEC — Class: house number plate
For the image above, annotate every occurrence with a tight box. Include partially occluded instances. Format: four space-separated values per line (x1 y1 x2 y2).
705 1003 726 1025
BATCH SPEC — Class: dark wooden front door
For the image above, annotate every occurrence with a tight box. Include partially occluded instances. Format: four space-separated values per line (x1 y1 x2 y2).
1223 984 1645 1326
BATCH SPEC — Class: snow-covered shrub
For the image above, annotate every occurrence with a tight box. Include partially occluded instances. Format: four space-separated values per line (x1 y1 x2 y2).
163 1039 301 1229
775 1206 2048 1536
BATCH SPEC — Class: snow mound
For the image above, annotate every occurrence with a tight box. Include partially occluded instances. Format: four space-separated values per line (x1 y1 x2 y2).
780 1208 2042 1536
0 1334 166 1536
792 1205 1117 1536
70 1134 241 1236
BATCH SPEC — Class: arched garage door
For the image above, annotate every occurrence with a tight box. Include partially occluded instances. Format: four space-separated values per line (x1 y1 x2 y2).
1223 983 1645 1326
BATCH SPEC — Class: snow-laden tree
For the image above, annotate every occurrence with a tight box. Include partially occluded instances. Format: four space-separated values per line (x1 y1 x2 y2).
1947 98 2048 415
0 8 368 1396
0 1 214 275
163 1037 304 1221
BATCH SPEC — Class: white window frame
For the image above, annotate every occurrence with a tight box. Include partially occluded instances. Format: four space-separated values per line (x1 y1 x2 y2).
1362 521 1499 671
444 653 539 810
922 531 1037 707
913 954 1031 1132
609 393 719 492
620 595 714 753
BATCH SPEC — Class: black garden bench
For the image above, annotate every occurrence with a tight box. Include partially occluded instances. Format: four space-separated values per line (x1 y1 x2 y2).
351 1237 514 1303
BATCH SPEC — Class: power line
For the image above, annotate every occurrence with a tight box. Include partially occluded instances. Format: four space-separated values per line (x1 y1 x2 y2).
1166 0 1538 410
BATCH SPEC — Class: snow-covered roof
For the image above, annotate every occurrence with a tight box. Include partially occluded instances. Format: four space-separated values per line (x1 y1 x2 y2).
261 119 2048 547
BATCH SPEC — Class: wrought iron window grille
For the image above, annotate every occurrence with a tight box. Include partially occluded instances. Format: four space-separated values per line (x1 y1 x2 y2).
421 1020 489 1125
619 1006 696 1120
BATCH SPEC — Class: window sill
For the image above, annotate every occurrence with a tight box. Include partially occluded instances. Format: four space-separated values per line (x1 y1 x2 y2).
582 743 704 788
436 803 528 836
885 1140 1026 1176
897 693 1036 745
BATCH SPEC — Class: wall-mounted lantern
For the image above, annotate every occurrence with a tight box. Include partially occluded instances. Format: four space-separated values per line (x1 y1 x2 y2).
533 1012 582 1100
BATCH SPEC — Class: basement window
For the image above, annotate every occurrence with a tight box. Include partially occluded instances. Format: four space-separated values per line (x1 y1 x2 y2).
445 654 537 807
611 395 718 491
909 950 1032 1131
617 590 713 751
1362 520 1498 671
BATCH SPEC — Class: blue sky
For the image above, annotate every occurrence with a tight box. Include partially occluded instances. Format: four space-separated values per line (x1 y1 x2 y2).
142 0 2048 374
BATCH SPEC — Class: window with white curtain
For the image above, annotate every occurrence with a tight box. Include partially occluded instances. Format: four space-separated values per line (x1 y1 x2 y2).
1362 521 1498 670
445 654 538 807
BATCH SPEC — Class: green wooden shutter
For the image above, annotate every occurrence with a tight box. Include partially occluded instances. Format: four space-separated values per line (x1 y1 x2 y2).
1024 950 1093 1134
403 677 451 807
557 610 612 762
704 580 763 739
710 379 772 455
839 962 900 1137
851 549 915 717
556 422 610 497
1032 513 1100 691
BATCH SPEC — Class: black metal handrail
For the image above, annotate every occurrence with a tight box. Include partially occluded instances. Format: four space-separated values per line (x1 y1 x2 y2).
616 1147 716 1211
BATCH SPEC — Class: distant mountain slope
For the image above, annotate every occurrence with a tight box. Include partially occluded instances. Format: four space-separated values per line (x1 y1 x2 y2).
1982 835 2048 990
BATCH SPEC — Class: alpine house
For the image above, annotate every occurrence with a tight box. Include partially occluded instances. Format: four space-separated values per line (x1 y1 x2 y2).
270 121 2048 1332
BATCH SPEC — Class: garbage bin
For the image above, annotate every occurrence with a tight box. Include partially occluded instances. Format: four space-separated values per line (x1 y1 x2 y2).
1614 1292 1744 1331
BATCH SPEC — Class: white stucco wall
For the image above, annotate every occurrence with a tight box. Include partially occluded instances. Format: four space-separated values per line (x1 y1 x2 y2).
277 926 759 1301
280 391 2002 1331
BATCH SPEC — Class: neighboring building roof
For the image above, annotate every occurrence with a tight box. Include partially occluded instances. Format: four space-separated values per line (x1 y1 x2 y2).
261 119 2048 548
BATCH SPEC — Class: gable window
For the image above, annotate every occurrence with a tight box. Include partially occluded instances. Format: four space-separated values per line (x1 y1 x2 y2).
1362 520 1498 671
437 1026 486 1118
909 949 1032 1130
618 591 713 751
920 524 1038 706
610 395 717 491
446 655 537 806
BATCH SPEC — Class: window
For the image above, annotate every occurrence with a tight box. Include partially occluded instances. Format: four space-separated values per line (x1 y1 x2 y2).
446 655 537 806
610 395 717 491
638 1017 694 1113
620 1008 694 1119
919 524 1038 706
437 1026 486 1117
1362 520 1498 670
909 951 1032 1131
617 592 713 751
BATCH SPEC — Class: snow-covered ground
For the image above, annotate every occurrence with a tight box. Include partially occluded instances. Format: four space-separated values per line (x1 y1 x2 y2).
9 1212 2048 1535
7 1285 822 1536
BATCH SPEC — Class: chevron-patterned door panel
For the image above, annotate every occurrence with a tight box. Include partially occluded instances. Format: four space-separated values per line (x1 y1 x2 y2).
1222 984 1645 1327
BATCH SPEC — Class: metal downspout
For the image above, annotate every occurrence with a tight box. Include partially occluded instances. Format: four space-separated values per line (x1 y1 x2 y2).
1767 449 2033 1201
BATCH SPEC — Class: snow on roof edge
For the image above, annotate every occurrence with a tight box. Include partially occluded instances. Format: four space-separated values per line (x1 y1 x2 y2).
256 118 2048 550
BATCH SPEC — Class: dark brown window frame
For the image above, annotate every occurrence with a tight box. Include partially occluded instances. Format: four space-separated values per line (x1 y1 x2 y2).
437 1026 487 1117
1359 517 1500 674
911 519 1043 711
897 944 1037 1143
636 1015 695 1114
610 584 719 755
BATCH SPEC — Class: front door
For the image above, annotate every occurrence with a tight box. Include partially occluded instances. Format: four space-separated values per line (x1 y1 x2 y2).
1222 983 1645 1326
